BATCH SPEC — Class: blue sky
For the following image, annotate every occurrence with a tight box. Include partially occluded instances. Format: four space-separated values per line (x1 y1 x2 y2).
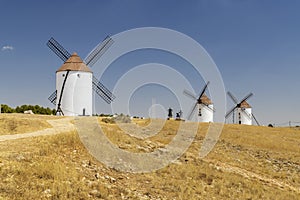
1 0 300 125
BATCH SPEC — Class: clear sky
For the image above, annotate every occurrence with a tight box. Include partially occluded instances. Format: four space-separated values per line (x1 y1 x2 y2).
0 0 300 125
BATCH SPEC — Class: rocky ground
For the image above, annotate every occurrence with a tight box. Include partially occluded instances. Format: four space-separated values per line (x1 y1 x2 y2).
0 115 299 199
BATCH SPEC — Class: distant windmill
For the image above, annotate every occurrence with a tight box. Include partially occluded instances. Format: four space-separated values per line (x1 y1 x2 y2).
225 91 260 125
47 36 115 116
184 81 214 122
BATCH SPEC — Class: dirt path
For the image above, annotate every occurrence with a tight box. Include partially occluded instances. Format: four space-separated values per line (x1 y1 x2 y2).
0 117 75 142
203 158 300 194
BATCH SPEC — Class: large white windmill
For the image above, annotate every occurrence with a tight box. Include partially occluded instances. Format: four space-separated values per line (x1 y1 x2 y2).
225 91 260 125
184 81 214 122
47 37 115 116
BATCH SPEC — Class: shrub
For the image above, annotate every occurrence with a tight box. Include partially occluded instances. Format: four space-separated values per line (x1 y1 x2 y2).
101 118 115 124
114 114 131 123
101 114 131 124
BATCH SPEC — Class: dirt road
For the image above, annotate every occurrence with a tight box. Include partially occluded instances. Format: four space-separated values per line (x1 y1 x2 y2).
0 117 75 142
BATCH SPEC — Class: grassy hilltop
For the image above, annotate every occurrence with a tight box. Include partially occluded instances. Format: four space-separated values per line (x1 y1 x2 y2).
0 114 299 199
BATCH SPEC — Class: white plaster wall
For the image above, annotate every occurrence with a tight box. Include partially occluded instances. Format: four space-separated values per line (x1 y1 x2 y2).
56 71 92 116
198 104 214 122
235 108 252 125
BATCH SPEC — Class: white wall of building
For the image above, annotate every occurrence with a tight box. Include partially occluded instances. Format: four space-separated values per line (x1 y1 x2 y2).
198 104 213 122
235 108 252 125
56 71 92 116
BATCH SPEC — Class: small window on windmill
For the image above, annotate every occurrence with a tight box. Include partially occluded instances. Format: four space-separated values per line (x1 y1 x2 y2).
77 74 80 78
62 74 65 77
198 108 202 116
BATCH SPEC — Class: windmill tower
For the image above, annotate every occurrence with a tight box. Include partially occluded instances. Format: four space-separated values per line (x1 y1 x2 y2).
47 37 115 116
225 91 260 125
184 81 214 122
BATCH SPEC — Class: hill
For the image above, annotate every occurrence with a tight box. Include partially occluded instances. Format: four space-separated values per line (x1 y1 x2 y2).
0 114 299 199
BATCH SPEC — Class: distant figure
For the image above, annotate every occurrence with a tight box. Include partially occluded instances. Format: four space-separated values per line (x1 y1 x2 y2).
168 108 173 119
179 110 183 118
176 110 183 120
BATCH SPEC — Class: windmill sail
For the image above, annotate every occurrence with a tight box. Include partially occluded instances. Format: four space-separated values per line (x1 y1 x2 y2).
47 37 71 62
226 91 259 125
225 106 236 119
183 89 197 100
227 91 238 104
92 76 115 104
48 90 57 105
226 92 253 119
84 36 114 67
184 81 213 121
47 36 116 116
240 93 253 104
198 81 210 101
251 113 260 126
187 102 198 120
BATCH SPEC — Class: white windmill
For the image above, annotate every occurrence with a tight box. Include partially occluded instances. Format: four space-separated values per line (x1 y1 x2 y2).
184 81 214 122
225 91 260 125
47 37 115 116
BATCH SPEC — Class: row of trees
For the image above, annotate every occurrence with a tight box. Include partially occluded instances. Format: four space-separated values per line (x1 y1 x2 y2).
1 104 55 115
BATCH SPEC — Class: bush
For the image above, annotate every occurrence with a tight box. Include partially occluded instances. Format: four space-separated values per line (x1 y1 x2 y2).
101 118 115 124
101 114 131 124
114 113 131 123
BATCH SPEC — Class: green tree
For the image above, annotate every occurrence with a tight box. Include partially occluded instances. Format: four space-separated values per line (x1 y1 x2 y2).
1 104 56 115
1 104 14 113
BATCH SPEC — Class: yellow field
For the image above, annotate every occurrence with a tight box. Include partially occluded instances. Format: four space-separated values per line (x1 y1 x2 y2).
0 114 61 135
0 114 299 199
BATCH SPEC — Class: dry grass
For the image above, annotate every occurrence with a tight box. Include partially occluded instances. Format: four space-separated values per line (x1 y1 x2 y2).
0 115 299 199
0 131 91 199
131 118 151 127
0 114 60 135
98 118 180 153
205 124 300 192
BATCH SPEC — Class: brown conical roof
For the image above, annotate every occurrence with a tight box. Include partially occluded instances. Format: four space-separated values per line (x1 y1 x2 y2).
240 100 251 108
56 52 92 73
198 94 213 105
